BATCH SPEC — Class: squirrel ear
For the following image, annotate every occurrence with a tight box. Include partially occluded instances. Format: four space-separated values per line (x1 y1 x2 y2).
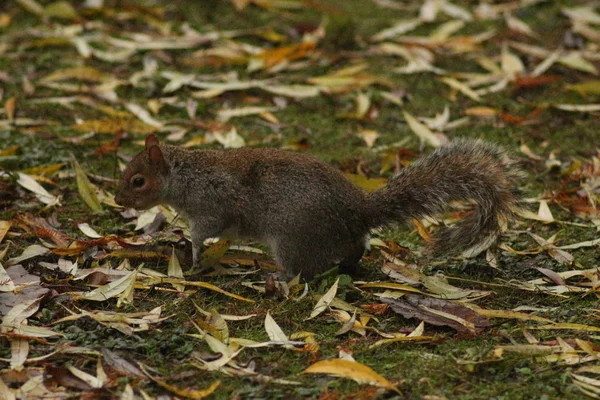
145 134 159 150
148 145 168 174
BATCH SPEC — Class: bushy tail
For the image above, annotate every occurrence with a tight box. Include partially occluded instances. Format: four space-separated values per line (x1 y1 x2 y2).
366 139 520 255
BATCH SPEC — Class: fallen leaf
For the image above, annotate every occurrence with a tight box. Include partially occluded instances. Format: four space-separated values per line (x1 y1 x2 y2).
343 173 387 192
71 119 158 135
6 244 49 266
73 271 137 302
72 157 102 213
77 223 102 238
380 294 490 333
0 221 11 243
440 77 481 102
4 97 16 120
307 277 339 320
265 311 289 341
303 359 399 393
16 172 61 206
41 66 111 83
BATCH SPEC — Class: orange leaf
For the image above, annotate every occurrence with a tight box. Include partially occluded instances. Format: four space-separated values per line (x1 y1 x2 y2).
257 42 316 68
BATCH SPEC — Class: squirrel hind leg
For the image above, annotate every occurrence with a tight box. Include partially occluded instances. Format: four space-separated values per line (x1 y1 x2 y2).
338 242 366 275
272 240 332 281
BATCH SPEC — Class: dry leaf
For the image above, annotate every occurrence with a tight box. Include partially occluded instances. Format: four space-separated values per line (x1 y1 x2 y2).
74 271 137 301
403 111 443 147
16 172 60 206
72 157 102 213
304 359 399 393
307 277 339 320
381 294 490 333
265 311 289 341
71 119 158 134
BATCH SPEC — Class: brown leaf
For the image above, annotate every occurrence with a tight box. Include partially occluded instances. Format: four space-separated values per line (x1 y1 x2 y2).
101 348 145 378
15 213 72 248
380 294 490 333
361 303 389 315
46 366 92 391
515 75 561 88
0 265 50 316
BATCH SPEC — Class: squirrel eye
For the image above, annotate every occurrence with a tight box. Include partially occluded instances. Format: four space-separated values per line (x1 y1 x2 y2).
132 176 145 188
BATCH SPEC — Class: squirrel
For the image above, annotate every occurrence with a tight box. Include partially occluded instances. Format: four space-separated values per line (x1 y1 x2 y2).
114 134 520 280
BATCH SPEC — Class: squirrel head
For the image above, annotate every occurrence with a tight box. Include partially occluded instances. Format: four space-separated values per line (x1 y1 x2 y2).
114 134 169 210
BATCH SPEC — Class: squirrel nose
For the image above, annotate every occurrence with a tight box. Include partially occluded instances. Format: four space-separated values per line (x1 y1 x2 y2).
114 193 122 206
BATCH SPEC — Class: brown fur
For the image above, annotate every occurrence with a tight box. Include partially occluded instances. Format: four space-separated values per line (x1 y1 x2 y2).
114 135 520 279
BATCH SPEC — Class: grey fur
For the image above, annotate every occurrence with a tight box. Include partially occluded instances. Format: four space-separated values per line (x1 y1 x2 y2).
114 138 520 279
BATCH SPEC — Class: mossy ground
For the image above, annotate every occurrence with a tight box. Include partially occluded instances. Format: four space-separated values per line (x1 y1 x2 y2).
0 0 599 399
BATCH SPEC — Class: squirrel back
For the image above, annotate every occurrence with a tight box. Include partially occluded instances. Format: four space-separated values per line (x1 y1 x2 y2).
115 135 520 279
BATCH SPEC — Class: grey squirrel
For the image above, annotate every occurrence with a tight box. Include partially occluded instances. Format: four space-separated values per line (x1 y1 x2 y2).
114 134 520 279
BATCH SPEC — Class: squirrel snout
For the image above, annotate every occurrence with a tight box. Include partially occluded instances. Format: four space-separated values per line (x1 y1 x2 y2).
114 193 123 206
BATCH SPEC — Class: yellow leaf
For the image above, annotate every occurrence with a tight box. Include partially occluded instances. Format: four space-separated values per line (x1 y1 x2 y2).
403 111 442 147
0 221 11 244
0 145 19 157
359 282 424 294
412 218 432 242
200 239 231 269
344 173 387 192
566 80 600 95
430 20 465 41
358 129 379 148
501 45 525 76
2 324 63 338
255 41 316 69
371 18 422 41
303 359 399 392
75 271 137 301
71 119 158 135
141 362 220 400
168 247 184 278
533 323 600 332
471 308 554 323
72 157 102 213
307 278 339 320
175 280 255 303
261 84 320 98
16 0 44 16
496 344 558 355
21 163 65 177
464 106 497 116
4 97 15 120
515 207 553 223
43 1 78 19
0 13 11 29
41 66 110 83
168 247 185 292
370 335 436 348
440 77 481 102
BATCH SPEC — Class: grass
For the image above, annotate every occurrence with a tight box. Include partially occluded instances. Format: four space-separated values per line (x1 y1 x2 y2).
0 0 599 399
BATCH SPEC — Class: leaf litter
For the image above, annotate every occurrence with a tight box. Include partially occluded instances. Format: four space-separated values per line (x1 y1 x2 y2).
1 0 600 398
